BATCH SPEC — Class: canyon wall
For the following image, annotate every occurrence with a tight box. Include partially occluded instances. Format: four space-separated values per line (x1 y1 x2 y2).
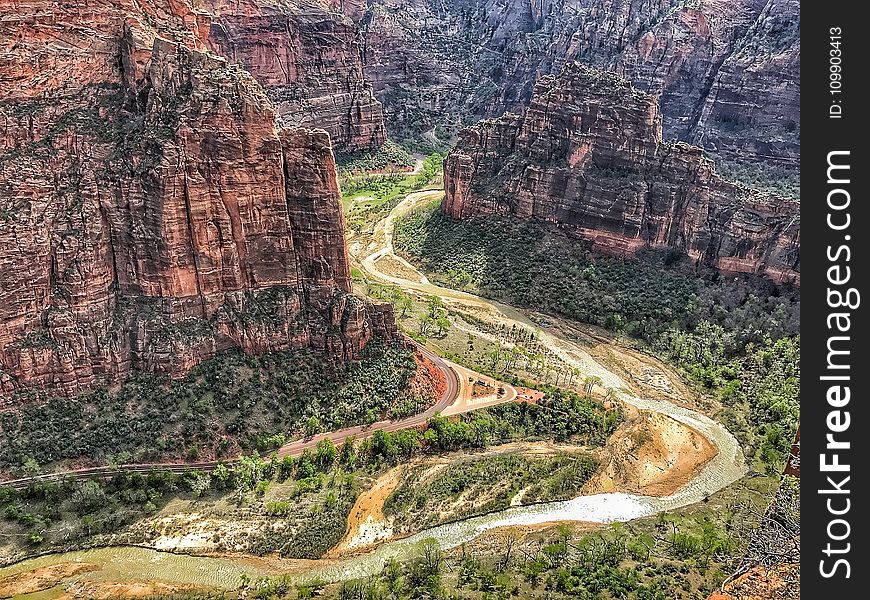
443 64 800 283
0 0 394 399
204 0 386 152
354 0 799 166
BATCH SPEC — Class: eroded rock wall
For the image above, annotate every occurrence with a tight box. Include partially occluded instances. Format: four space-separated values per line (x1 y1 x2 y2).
0 0 394 399
204 0 386 152
354 0 799 165
443 64 800 282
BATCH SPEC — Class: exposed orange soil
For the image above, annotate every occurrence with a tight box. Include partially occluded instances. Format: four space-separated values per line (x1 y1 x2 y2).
0 562 98 597
589 410 718 497
709 564 799 600
327 465 405 556
514 387 545 404
56 580 204 599
537 318 718 497
411 350 447 403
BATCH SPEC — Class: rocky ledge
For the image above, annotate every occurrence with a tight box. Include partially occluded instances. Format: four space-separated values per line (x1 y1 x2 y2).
443 63 800 283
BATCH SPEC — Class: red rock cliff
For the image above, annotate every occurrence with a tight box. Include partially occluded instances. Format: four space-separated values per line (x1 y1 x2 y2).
203 0 386 152
443 64 800 283
353 0 799 166
0 0 395 399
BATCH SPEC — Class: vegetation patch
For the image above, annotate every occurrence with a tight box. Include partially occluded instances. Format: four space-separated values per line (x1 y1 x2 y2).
0 448 361 563
385 451 598 532
0 341 427 473
0 389 615 564
716 159 800 199
341 153 442 233
335 140 415 175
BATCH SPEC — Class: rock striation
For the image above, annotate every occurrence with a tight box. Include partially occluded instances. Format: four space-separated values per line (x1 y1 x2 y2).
443 64 800 283
204 0 386 152
353 0 799 166
0 0 394 399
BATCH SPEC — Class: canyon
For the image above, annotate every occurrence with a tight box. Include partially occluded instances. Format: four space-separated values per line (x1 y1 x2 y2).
0 1 799 593
354 0 800 166
0 0 394 399
0 0 801 399
442 63 800 283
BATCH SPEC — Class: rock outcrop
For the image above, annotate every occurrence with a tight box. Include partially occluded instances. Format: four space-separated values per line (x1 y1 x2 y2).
0 0 394 399
204 0 386 152
443 64 800 283
353 0 799 166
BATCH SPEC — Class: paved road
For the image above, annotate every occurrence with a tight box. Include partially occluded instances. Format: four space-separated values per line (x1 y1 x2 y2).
273 342 462 459
0 342 520 491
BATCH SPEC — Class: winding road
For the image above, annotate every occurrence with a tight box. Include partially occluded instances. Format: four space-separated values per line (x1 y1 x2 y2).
294 188 748 581
0 343 482 491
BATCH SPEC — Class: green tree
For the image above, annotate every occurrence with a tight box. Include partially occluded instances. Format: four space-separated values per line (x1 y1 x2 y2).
21 457 40 479
212 463 231 488
315 438 338 471
339 437 357 469
296 449 316 479
305 416 321 438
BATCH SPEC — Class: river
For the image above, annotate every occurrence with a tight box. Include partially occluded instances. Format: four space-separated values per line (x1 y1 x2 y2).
0 190 746 592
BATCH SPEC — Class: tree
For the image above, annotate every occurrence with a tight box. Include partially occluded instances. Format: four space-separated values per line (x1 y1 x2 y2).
506 346 522 372
235 454 266 491
339 436 357 469
21 457 40 479
70 480 107 515
81 515 99 536
397 295 413 318
212 463 231 488
408 539 443 593
434 313 451 337
296 449 316 479
188 472 211 497
427 295 443 316
497 530 521 573
584 375 602 397
421 295 450 337
315 438 337 471
486 347 502 370
568 367 579 387
305 415 321 438
278 456 295 480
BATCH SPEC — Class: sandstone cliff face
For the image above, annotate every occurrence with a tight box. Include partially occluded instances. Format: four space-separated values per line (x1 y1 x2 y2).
0 0 394 399
204 0 386 152
443 64 800 283
354 0 799 166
